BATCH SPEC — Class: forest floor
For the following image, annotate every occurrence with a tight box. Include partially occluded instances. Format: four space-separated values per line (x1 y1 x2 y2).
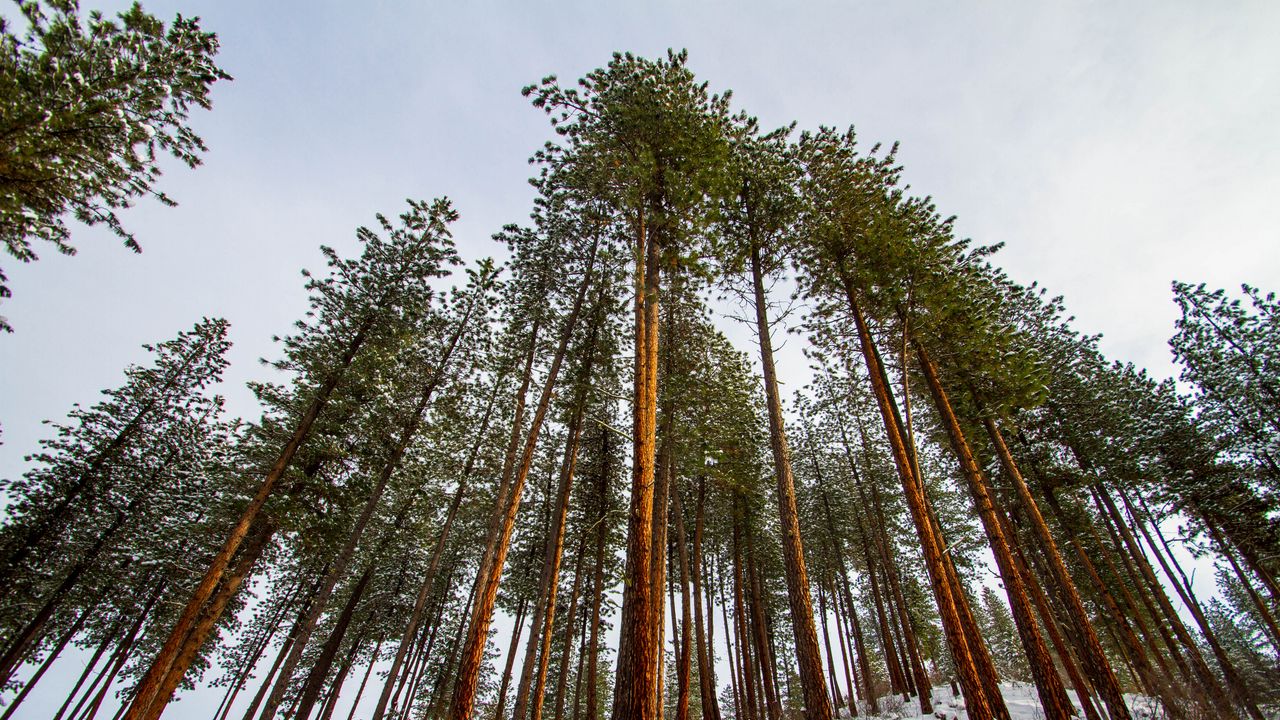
849 682 1181 719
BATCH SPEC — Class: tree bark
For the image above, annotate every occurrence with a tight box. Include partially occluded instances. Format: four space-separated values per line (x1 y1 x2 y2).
450 237 600 720
916 345 1073 718
123 307 382 720
838 276 992 720
552 541 588 720
493 599 529 720
370 383 498 720
690 477 722 720
984 418 1133 720
613 213 662 720
585 427 611 720
747 241 832 720
291 567 374 720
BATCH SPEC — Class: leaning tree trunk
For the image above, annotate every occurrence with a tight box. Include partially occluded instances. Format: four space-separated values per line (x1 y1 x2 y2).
747 241 832 720
690 477 722 720
449 237 600 720
983 417 1134 720
519 295 605 720
584 427 611 720
370 382 498 720
838 276 993 720
1131 492 1264 719
123 308 382 720
916 344 1072 718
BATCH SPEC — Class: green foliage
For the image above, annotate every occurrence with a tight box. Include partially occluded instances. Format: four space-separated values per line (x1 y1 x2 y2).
0 1 230 329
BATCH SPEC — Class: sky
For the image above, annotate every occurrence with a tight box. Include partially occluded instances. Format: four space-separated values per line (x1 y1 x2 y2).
2 0 1279 717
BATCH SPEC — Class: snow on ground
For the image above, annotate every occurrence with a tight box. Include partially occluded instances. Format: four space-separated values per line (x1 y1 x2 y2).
842 682 1171 720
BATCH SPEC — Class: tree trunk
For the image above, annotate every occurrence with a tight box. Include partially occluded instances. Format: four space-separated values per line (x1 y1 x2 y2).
450 237 600 720
1130 494 1261 720
816 581 844 711
719 560 746 720
1102 487 1240 716
838 276 992 719
672 487 695 720
552 541 588 720
744 526 781 720
371 383 498 720
291 567 374 720
995 499 1102 720
0 502 134 686
916 345 1073 719
690 477 722 720
585 427 611 720
731 526 761 720
124 306 390 720
0 608 88 720
984 418 1133 720
747 242 832 720
493 599 529 720
520 297 605 720
0 332 220 588
613 213 662 720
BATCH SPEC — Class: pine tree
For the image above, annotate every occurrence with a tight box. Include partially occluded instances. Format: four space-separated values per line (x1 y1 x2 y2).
0 1 231 329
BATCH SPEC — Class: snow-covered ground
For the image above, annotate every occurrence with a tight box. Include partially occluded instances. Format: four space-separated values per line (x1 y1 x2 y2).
843 682 1174 720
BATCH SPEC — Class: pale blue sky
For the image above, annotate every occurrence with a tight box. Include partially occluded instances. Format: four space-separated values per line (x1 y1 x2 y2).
2 1 1278 717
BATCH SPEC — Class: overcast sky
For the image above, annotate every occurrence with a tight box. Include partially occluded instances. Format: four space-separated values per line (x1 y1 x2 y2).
2 1 1278 716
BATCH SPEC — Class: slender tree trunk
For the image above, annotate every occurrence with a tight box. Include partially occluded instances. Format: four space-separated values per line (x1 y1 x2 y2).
81 597 153 720
392 568 451 718
1070 531 1183 716
552 542 588 720
916 345 1072 718
212 580 299 720
0 503 133 686
744 527 781 720
450 238 600 720
830 579 861 716
292 567 374 720
571 606 589 720
816 581 844 711
0 333 219 588
493 599 529 720
521 299 604 720
995 499 1102 720
1132 495 1261 720
0 608 88 720
984 418 1133 720
672 488 695 720
731 527 760 720
747 242 832 720
719 560 746 720
614 213 662 720
371 383 498 720
52 612 132 720
262 335 464 720
1212 524 1280 652
584 428 611 720
425 575 480 719
242 568 329 720
833 422 883 711
148 517 278 720
837 277 992 720
1102 487 1238 710
690 477 722 720
315 620 368 720
123 306 384 720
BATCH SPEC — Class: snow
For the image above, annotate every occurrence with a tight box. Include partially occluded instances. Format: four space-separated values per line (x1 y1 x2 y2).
841 682 1170 720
